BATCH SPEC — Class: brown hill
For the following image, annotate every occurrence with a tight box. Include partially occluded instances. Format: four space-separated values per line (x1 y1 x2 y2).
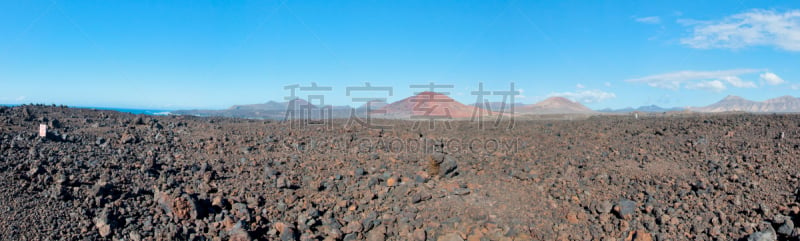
375 91 492 119
517 97 594 114
693 95 800 113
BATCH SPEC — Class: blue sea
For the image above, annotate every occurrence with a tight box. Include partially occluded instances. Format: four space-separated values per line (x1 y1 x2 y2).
0 104 172 116
85 107 173 115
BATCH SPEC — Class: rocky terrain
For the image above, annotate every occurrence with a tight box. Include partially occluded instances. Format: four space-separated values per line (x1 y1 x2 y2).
2 105 800 240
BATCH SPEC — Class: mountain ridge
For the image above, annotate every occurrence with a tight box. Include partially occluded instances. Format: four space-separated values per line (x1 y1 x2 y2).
173 94 800 119
516 97 594 114
692 95 800 113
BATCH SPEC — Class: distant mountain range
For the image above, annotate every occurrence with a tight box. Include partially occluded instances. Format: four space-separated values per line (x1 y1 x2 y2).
228 99 312 111
173 98 357 119
172 94 800 119
600 95 800 113
516 97 594 114
690 95 800 113
599 105 685 113
471 102 525 112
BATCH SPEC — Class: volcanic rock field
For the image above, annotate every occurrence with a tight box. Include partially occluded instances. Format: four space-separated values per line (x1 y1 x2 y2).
2 105 800 240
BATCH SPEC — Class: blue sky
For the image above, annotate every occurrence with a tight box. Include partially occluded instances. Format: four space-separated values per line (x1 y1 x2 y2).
1 0 798 109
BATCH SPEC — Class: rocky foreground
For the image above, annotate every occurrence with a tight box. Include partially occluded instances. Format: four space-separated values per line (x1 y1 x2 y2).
2 105 800 240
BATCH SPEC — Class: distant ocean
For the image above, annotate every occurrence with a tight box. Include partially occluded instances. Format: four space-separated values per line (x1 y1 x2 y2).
0 104 172 116
86 107 173 116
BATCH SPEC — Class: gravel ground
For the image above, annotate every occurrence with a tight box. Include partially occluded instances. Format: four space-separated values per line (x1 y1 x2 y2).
1 105 799 241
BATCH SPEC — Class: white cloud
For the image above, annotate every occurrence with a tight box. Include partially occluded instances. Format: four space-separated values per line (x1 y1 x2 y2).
15 96 26 101
760 72 785 85
517 88 526 99
548 90 616 103
685 80 727 92
635 16 662 24
721 76 757 88
576 83 585 89
604 82 612 87
625 69 764 91
680 9 800 51
791 84 800 90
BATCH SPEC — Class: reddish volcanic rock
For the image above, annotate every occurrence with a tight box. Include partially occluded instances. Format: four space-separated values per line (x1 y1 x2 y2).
375 91 493 119
7 105 800 240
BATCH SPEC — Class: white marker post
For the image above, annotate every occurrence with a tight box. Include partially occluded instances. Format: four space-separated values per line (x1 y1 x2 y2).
39 124 47 137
